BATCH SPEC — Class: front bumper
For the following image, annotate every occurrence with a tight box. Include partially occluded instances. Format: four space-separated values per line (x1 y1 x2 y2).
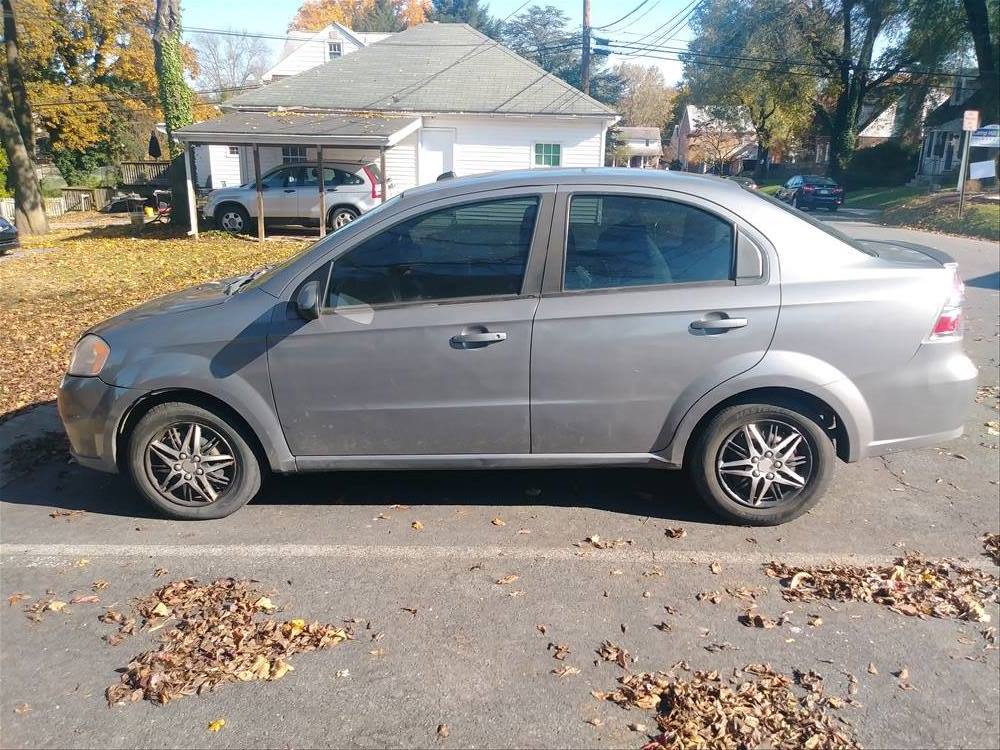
57 375 132 473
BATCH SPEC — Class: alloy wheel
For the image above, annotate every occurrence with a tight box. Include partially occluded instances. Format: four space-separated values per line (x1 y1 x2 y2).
716 419 814 508
332 210 356 229
143 422 239 506
220 211 244 232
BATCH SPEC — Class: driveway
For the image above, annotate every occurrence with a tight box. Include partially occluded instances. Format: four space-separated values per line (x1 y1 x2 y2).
1 217 997 749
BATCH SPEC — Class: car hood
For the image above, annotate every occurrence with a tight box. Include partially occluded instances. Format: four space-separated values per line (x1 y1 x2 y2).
206 187 245 203
89 277 240 335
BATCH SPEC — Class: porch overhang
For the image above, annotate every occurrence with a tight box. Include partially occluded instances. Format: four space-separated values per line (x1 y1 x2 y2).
174 111 422 148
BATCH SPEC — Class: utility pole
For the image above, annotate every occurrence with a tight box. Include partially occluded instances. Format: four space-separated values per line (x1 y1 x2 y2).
581 0 591 96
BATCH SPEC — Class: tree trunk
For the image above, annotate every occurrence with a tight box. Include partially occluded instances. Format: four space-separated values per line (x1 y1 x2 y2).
0 85 48 234
1 0 48 235
2 0 34 157
153 0 193 156
962 0 999 120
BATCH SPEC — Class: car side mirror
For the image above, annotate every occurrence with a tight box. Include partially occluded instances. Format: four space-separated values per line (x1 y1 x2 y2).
295 280 322 320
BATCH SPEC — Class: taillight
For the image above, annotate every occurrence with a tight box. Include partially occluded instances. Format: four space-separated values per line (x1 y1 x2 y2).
929 264 964 339
362 165 381 200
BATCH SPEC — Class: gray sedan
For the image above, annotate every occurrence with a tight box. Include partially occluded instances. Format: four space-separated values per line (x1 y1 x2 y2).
57 169 976 524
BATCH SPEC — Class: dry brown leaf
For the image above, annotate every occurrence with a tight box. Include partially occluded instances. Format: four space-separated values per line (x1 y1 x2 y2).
207 719 226 732
536 624 548 635
664 527 687 539
14 703 32 715
548 642 571 660
437 723 450 738
411 521 424 531
153 567 169 577
495 574 519 585
92 580 110 591
491 517 506 526
709 562 722 575
551 665 581 678
46 600 67 612
7 592 30 607
585 717 603 727
867 662 878 675
69 594 100 605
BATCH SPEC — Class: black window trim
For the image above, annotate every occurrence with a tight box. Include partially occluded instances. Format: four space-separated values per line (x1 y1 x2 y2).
317 193 547 312
555 190 739 296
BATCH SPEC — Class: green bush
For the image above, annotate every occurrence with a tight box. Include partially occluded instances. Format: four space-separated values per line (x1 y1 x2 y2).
843 141 918 189
51 146 109 187
0 149 10 199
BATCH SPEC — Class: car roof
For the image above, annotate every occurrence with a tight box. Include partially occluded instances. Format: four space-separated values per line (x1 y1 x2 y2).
397 167 747 205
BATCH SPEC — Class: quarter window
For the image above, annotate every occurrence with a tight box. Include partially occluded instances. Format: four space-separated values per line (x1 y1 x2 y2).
327 196 539 307
564 194 734 290
533 143 561 167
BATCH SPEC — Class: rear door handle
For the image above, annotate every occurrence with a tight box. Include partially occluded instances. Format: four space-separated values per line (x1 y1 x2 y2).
690 317 748 331
451 331 507 345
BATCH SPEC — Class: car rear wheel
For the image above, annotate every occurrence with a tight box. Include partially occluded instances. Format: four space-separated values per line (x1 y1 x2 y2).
215 204 251 234
791 195 804 210
828 205 839 212
329 207 359 230
688 403 834 526
127 402 262 520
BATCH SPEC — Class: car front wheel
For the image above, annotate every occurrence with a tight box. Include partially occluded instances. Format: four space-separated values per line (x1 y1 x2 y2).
688 403 834 526
127 402 262 520
215 204 251 234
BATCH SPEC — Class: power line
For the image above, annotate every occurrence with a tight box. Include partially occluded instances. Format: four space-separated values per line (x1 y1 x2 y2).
594 0 657 31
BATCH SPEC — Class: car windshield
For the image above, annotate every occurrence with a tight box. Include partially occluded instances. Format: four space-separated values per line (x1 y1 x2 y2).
230 194 403 292
803 175 837 186
743 186 875 257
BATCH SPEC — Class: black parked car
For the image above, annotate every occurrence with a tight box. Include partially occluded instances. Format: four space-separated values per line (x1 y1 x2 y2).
0 216 18 254
776 175 844 211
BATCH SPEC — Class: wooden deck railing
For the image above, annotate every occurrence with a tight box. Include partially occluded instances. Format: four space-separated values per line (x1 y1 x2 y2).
119 160 171 186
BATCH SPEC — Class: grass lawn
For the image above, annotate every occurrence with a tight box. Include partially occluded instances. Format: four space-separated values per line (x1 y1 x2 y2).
0 223 309 420
759 184 781 196
843 185 928 210
882 192 999 240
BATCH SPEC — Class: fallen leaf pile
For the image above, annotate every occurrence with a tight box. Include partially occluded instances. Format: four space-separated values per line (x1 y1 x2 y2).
0 225 306 421
597 640 633 668
104 577 351 706
765 554 998 622
982 533 999 566
601 664 860 749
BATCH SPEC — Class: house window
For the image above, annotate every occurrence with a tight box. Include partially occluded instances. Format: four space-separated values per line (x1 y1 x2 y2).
533 143 561 167
228 146 239 156
282 146 307 164
328 41 343 58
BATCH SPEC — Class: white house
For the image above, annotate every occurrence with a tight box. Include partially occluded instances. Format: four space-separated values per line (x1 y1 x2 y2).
193 23 394 189
180 22 618 203
614 126 662 168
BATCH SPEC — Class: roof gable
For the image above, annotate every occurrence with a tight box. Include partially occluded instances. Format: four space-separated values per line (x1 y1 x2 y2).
229 23 616 117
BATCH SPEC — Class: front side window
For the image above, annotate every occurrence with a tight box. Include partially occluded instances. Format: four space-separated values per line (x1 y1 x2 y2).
282 146 307 164
534 143 561 167
564 194 734 290
261 168 290 189
327 196 539 307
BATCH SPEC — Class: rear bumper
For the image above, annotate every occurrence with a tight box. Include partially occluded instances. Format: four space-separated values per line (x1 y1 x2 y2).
57 375 132 473
856 342 977 459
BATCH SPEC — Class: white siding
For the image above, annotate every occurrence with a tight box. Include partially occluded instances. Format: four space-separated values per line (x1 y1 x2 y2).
262 26 371 81
422 115 605 176
208 146 243 188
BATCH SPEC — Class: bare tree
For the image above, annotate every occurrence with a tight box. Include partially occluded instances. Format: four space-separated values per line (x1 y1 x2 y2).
1 0 48 235
193 31 271 102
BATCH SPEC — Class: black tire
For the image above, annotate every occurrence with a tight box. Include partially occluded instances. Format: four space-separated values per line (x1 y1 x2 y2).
215 203 251 234
688 402 834 526
328 206 359 230
127 402 262 520
828 204 839 212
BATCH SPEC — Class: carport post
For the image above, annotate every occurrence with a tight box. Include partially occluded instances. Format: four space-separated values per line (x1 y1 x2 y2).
252 144 264 242
379 146 387 203
318 145 327 237
184 143 199 240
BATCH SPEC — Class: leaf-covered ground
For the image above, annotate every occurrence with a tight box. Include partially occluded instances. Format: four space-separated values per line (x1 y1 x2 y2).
0 224 308 421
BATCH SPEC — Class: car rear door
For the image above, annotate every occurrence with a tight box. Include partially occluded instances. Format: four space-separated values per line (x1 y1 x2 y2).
529 185 780 455
267 187 554 457
300 167 366 223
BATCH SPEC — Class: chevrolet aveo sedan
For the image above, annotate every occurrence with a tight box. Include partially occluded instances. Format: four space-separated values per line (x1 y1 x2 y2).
57 169 976 525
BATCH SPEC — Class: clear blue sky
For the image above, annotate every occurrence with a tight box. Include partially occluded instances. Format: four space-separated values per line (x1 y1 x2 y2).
181 0 690 84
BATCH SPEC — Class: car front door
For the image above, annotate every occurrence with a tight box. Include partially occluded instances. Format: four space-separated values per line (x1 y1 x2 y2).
260 167 300 218
266 189 553 457
529 187 780 455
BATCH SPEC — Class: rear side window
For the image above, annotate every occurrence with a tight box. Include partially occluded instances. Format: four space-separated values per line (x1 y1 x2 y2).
327 196 539 307
564 195 734 290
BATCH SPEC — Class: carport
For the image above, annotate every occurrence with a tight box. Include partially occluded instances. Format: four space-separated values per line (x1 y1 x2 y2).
174 111 421 240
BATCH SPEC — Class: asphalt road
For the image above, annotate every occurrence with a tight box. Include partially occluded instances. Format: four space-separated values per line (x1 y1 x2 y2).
1 216 997 749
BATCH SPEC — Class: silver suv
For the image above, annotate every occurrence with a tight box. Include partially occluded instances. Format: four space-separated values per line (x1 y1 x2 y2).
203 162 388 233
58 169 976 524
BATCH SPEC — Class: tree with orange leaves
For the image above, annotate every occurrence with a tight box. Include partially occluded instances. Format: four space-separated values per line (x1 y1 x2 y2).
288 0 430 32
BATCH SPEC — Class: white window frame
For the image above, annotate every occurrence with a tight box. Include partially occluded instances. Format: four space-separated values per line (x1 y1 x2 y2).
282 146 307 164
532 142 562 168
227 146 240 156
328 41 343 59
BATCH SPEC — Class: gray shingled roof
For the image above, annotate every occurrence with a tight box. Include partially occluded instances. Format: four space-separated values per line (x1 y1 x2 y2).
226 23 616 117
175 111 420 145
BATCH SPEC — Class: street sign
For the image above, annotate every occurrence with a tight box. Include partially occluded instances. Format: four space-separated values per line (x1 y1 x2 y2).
962 110 980 131
970 124 1000 148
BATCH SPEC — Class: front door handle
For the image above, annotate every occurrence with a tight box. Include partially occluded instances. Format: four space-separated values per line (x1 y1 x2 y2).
690 317 748 331
451 331 507 346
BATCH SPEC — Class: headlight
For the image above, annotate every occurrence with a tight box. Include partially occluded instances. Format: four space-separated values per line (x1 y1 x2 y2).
67 335 110 376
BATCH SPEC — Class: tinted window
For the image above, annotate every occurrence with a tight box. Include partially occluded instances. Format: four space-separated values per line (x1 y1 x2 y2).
261 169 289 189
564 195 734 290
327 196 539 307
302 167 364 187
803 175 836 186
